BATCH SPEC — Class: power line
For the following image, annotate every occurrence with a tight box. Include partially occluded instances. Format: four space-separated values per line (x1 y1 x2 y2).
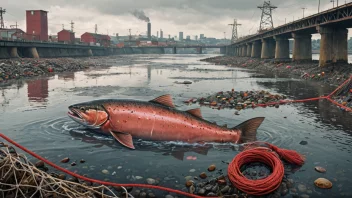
301 7 306 18
0 7 6 29
257 1 277 31
228 19 241 44
70 20 74 32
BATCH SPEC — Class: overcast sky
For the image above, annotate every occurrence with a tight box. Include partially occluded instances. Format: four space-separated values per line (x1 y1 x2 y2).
1 0 349 39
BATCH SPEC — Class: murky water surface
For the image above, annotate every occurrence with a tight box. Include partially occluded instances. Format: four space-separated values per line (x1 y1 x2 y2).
1 54 351 197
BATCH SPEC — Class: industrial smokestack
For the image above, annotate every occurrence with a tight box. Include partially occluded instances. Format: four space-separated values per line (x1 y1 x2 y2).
147 22 151 39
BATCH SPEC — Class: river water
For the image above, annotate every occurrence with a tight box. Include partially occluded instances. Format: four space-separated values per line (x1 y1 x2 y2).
0 54 351 197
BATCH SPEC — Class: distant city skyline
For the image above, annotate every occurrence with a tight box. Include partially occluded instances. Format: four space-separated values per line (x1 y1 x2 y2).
1 0 349 39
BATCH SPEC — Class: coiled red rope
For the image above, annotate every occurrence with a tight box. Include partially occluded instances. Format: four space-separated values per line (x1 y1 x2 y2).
227 142 305 196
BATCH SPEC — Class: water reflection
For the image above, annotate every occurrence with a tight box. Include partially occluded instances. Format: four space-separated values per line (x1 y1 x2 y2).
58 72 75 81
27 79 49 103
69 130 218 161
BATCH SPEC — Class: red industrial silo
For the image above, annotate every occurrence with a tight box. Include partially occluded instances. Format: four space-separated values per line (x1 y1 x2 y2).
26 10 48 41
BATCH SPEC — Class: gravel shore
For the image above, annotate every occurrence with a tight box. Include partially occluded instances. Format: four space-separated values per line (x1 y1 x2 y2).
200 56 352 111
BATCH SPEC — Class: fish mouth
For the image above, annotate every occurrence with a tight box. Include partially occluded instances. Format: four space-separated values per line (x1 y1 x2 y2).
67 108 86 125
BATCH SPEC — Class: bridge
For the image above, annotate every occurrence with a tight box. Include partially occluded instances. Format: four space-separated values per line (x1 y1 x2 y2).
0 39 227 58
133 44 227 54
227 2 352 67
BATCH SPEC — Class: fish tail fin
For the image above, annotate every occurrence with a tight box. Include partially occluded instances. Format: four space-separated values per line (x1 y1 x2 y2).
234 117 265 143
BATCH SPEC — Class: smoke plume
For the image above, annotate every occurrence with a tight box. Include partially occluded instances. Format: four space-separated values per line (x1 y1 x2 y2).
131 9 150 22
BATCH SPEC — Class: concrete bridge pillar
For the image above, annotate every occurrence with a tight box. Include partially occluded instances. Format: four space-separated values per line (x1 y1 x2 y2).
234 47 238 56
251 41 262 58
29 47 39 58
246 43 252 57
292 33 312 61
10 47 19 58
242 45 247 57
199 47 202 54
317 26 348 67
173 47 177 54
274 36 290 60
261 38 275 59
87 49 93 56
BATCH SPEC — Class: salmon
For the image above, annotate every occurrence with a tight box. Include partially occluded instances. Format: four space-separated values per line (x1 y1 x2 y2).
68 94 265 149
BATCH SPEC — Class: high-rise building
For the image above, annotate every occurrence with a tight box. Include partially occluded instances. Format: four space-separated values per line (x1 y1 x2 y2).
200 34 204 39
186 35 190 40
195 35 198 41
179 32 183 41
26 10 48 41
160 29 163 39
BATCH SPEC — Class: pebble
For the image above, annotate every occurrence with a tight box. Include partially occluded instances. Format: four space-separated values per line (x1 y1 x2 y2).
148 193 156 198
35 160 45 168
314 178 333 189
139 192 147 198
217 179 226 185
220 185 230 193
58 174 66 180
146 178 156 185
300 194 310 198
71 162 76 166
185 176 193 181
117 166 122 169
199 172 207 179
165 195 174 198
198 188 206 195
135 176 143 180
315 166 327 173
185 180 193 187
234 111 240 115
208 164 216 172
297 184 307 193
189 169 196 173
102 169 109 174
189 185 195 194
80 159 85 163
299 141 308 145
61 157 70 163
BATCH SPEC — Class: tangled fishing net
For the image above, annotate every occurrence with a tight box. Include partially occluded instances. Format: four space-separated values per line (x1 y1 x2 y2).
0 142 128 198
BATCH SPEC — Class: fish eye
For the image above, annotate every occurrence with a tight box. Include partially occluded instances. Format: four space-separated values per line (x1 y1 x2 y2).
80 107 85 111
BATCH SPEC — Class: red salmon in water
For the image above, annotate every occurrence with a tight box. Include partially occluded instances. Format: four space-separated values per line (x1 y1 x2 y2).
68 94 265 149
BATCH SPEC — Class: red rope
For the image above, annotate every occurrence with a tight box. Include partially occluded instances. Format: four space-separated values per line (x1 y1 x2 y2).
327 75 352 98
227 142 305 196
0 133 214 198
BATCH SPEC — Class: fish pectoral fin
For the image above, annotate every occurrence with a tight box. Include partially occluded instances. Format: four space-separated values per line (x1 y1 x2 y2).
109 130 135 150
171 151 184 161
149 94 175 108
185 108 203 119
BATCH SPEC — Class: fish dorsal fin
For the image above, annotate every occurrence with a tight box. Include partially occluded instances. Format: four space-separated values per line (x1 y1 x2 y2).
149 94 175 108
109 130 135 149
186 108 203 119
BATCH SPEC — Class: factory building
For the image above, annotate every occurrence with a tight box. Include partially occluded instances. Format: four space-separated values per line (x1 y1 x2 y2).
57 29 75 44
80 32 111 47
26 10 48 41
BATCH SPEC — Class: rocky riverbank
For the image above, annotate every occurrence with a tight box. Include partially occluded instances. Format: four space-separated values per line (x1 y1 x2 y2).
200 56 352 112
0 57 120 83
200 56 351 87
